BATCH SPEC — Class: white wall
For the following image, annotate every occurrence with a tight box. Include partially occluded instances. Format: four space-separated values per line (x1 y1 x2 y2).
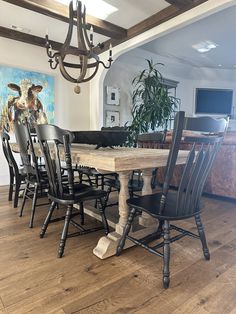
103 47 236 127
0 37 91 185
91 0 236 130
103 48 195 126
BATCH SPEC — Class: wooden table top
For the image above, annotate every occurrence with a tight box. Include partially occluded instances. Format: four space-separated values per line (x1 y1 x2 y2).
11 143 188 172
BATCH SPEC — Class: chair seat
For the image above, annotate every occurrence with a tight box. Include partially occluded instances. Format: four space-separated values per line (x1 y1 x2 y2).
19 167 27 178
77 165 118 190
48 182 107 204
25 169 48 186
127 191 201 221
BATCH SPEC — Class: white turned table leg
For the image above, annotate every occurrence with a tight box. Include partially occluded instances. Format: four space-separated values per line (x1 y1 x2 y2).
93 171 133 259
115 171 131 235
93 169 157 259
139 168 157 227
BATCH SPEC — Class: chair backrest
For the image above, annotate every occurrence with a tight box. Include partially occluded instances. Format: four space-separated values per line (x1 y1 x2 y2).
36 124 74 198
14 120 41 182
1 130 19 175
137 131 167 148
160 111 228 215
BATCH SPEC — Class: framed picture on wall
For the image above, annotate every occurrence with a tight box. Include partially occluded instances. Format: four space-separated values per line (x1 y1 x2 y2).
106 110 120 127
0 64 55 132
106 86 120 105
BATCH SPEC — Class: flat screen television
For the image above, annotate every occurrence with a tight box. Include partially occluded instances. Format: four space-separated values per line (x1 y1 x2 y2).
195 88 233 115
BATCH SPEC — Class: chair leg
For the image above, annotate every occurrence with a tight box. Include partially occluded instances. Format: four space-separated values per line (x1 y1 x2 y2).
8 168 14 201
98 197 109 235
13 178 21 208
40 201 56 238
163 219 170 289
157 219 164 233
195 213 210 260
29 183 39 228
116 207 136 256
155 219 164 240
58 204 73 258
80 202 84 225
19 182 29 217
104 186 112 207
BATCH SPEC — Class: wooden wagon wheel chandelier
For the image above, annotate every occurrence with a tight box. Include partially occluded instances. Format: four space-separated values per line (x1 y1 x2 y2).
45 0 113 94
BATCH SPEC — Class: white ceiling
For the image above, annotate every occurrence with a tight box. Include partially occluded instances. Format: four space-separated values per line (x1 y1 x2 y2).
0 0 170 45
141 4 236 69
1 1 235 70
95 0 169 28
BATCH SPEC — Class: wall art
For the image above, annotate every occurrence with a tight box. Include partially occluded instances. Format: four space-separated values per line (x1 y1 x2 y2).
0 64 55 131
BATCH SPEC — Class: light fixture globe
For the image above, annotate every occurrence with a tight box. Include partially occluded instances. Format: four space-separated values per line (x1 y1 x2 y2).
45 0 113 92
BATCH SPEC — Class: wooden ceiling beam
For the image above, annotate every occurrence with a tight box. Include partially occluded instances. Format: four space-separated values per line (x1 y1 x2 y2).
0 26 78 55
128 0 208 38
2 0 127 39
93 0 208 55
165 0 196 8
1 0 208 57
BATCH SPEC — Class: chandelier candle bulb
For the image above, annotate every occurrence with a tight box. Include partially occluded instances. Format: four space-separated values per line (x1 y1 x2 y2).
89 25 94 44
109 43 112 57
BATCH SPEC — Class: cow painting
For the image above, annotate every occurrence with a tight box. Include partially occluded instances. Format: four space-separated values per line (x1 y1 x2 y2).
0 79 48 131
6 79 48 130
0 65 54 132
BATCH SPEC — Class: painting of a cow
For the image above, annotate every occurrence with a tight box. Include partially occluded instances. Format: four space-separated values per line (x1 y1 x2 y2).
7 79 48 129
0 65 54 132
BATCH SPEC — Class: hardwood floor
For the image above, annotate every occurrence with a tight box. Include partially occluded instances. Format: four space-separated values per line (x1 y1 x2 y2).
0 185 236 314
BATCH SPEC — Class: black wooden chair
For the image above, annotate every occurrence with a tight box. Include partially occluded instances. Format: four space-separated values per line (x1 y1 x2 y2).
77 165 117 190
14 120 49 228
36 124 110 258
117 111 228 289
1 130 26 207
104 168 159 204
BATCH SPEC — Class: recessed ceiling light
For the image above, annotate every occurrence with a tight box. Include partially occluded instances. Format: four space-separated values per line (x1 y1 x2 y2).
56 0 118 19
192 40 218 53
218 64 222 67
197 47 210 53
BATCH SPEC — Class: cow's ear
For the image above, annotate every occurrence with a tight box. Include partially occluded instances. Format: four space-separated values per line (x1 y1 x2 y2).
32 85 43 93
8 83 20 91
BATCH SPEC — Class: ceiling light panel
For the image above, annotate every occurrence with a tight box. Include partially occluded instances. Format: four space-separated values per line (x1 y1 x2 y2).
56 0 118 19
192 40 218 53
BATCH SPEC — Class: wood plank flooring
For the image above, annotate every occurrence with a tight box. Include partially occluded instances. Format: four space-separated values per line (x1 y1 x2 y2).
0 185 236 313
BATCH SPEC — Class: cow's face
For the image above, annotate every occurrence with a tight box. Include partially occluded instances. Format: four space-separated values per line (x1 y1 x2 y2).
8 80 43 110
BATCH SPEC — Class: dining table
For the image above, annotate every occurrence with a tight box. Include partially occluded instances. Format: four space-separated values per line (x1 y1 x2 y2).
11 142 188 259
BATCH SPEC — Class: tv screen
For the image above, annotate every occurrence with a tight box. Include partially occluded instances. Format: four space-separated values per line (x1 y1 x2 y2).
195 88 233 115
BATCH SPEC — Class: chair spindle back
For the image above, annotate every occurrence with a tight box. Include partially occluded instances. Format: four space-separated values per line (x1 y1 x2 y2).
36 124 74 199
160 111 228 216
14 120 41 182
1 130 19 175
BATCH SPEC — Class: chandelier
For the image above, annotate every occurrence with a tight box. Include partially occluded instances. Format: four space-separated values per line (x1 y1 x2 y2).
45 0 113 94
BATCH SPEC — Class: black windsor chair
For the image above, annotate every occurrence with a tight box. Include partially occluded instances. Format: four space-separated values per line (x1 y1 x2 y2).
1 130 26 208
14 120 49 228
116 111 228 289
36 124 110 258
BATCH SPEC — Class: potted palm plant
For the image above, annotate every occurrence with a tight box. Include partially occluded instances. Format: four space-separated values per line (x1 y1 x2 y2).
127 59 178 146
